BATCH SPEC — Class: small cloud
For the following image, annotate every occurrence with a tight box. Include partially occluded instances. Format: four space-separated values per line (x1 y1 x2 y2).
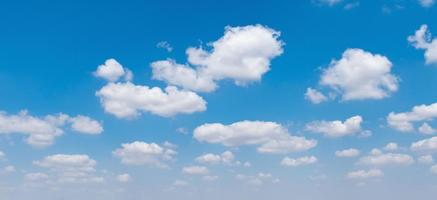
157 41 173 52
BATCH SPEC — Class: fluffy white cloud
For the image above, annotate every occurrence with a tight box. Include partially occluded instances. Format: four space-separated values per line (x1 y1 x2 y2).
117 173 131 182
68 115 103 135
151 25 283 92
347 169 383 179
33 154 103 183
418 155 434 164
94 58 132 82
193 120 317 154
411 137 437 153
335 148 360 157
387 102 437 132
195 151 235 165
182 166 209 175
113 141 176 168
96 82 206 118
419 0 435 7
0 110 102 147
408 25 437 64
305 88 328 104
305 116 363 138
280 156 318 167
418 123 437 135
383 142 399 151
358 151 414 166
316 48 398 101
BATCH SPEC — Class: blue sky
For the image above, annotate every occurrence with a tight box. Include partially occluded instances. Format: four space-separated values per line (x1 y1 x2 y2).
1 0 437 199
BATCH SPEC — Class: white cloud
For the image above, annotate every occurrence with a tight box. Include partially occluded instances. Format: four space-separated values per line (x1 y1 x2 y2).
193 120 317 154
418 123 437 135
156 41 173 52
280 156 318 167
383 142 399 151
182 166 209 175
94 58 132 82
335 148 360 157
347 169 383 179
387 102 437 132
418 0 435 8
151 25 283 92
113 141 176 168
33 154 103 183
418 155 434 164
0 110 102 147
25 172 49 181
408 25 437 64
305 88 328 104
358 151 414 166
195 151 236 165
117 173 131 183
96 82 206 118
317 48 398 101
411 136 437 153
305 116 363 138
68 115 103 135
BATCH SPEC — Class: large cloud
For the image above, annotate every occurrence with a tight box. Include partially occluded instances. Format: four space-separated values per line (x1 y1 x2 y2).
96 82 206 118
193 120 317 154
150 25 283 92
112 141 177 168
408 25 437 64
308 48 398 102
0 111 102 147
33 154 103 183
387 102 437 133
305 116 364 138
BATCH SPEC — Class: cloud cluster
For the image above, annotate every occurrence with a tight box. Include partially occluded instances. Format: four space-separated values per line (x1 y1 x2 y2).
151 25 283 92
0 110 102 147
408 25 437 64
33 154 103 183
387 102 437 133
113 141 177 168
305 116 364 138
193 120 317 154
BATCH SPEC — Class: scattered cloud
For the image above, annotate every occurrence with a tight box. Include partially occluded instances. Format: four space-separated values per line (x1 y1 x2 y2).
347 169 383 179
305 88 328 104
418 0 435 8
305 115 364 138
418 155 434 165
117 173 131 182
195 151 238 165
113 141 177 168
408 25 437 64
156 41 173 52
94 58 132 82
358 150 414 166
387 102 437 133
411 136 437 153
280 156 318 167
193 120 317 154
383 142 399 151
151 25 283 92
335 148 360 157
182 166 209 175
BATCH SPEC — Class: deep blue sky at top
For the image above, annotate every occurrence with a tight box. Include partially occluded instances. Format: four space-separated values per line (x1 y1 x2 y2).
0 0 436 169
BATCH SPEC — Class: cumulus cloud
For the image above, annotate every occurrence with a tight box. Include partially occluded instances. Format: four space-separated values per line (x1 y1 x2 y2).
94 58 132 82
113 141 176 168
117 173 131 182
387 102 437 133
335 148 360 157
195 151 236 165
0 110 102 147
383 142 399 151
33 154 103 183
182 166 209 175
347 169 383 179
193 120 317 154
305 116 364 138
411 137 437 153
151 25 283 92
418 0 435 8
418 123 437 135
280 156 318 167
96 82 206 118
358 150 414 166
408 25 437 64
310 48 398 101
305 88 328 104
